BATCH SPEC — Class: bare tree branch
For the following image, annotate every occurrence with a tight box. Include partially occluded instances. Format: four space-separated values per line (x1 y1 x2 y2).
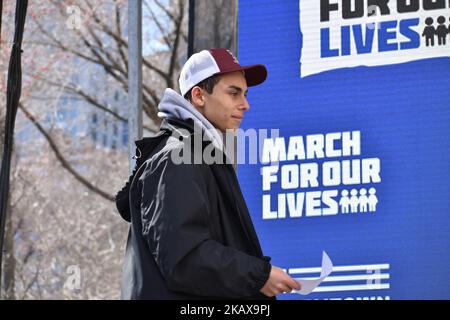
19 260 40 300
18 103 115 202
153 0 176 22
114 2 128 74
33 73 159 133
167 0 185 89
36 16 165 123
143 0 172 49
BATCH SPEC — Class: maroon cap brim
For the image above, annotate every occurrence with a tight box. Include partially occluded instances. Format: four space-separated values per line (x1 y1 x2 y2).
241 64 268 87
216 64 267 87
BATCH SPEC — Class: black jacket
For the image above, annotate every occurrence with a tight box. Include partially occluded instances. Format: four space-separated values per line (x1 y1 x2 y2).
115 118 274 300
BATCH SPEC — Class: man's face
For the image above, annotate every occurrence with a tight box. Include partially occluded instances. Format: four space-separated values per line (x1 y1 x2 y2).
196 71 250 133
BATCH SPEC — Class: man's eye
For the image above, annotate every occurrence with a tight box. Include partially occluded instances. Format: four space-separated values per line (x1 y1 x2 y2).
230 92 238 96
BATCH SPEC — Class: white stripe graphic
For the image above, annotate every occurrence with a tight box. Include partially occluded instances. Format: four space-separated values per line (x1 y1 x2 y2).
313 284 390 293
288 263 391 294
289 263 390 274
296 274 390 282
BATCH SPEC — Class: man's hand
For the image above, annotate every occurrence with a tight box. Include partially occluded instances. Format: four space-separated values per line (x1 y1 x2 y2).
260 265 301 297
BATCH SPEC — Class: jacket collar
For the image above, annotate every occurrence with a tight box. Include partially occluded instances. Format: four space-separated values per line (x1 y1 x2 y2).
161 118 235 165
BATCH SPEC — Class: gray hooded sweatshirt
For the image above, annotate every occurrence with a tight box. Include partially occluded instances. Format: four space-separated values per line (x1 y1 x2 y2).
157 88 225 152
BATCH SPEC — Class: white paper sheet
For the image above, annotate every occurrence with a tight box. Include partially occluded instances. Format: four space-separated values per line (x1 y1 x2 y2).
291 251 333 295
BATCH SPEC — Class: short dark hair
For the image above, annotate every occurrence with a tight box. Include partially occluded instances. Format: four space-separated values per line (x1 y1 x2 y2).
183 75 221 103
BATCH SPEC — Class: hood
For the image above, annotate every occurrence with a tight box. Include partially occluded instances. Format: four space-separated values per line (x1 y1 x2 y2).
115 132 168 222
157 88 224 151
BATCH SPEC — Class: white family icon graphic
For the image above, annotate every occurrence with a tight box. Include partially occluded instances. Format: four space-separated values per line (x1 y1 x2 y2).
339 188 378 213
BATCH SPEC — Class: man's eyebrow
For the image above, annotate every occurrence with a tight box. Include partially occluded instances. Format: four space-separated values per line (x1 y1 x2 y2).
227 85 249 94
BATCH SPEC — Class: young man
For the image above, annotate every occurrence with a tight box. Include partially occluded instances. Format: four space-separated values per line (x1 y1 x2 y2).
115 48 300 299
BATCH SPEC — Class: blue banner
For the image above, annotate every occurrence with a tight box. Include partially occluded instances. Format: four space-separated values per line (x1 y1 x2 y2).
237 0 450 300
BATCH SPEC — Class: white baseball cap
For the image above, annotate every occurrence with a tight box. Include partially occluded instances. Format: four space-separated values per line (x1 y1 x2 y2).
179 48 267 97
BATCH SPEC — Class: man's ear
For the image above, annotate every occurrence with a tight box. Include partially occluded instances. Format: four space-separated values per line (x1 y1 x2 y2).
191 86 205 109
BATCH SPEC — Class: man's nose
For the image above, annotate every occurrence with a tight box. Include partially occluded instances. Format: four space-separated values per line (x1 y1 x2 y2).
240 96 250 111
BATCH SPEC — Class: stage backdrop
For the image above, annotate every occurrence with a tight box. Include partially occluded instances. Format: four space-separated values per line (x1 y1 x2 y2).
237 0 450 300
